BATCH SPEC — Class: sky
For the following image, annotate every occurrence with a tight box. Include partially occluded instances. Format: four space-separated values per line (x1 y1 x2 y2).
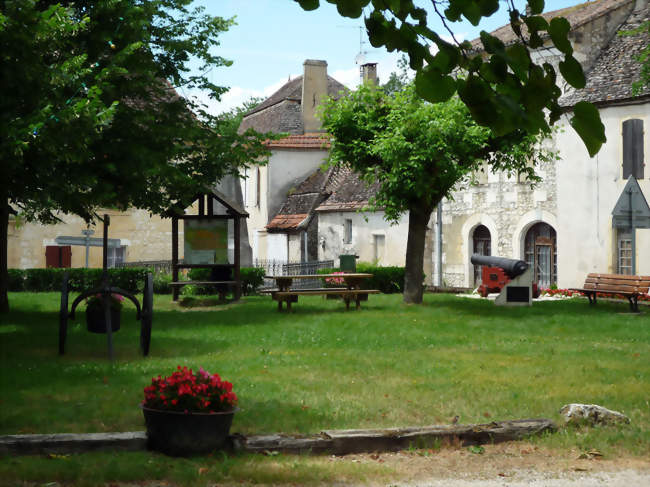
185 0 589 115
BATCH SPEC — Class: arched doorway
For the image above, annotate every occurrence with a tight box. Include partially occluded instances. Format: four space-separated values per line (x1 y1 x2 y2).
524 222 557 288
472 225 491 286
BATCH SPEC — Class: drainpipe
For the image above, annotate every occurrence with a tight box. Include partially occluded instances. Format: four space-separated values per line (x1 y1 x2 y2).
436 203 443 287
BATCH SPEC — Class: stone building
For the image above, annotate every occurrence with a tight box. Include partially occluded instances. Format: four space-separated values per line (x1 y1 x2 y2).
440 0 650 289
238 60 347 262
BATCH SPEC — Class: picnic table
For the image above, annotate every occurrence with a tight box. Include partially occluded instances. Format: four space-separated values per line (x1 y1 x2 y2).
263 273 380 311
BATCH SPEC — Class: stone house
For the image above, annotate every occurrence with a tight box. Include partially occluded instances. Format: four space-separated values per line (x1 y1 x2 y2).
238 60 347 262
440 0 650 289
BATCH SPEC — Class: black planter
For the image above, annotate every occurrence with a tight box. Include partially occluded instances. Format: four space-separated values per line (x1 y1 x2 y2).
142 406 237 456
85 306 121 333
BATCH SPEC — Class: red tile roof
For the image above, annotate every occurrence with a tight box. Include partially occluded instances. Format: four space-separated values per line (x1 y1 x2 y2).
266 213 309 231
266 133 331 149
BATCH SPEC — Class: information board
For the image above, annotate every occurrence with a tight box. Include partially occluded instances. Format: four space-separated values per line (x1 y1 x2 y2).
184 219 228 264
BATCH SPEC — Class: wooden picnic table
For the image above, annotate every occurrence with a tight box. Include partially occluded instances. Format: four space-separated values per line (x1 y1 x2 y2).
263 273 379 311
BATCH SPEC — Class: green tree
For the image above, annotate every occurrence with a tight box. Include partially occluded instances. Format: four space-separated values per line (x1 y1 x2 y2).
1 1 270 313
295 0 606 157
320 84 554 303
381 54 411 95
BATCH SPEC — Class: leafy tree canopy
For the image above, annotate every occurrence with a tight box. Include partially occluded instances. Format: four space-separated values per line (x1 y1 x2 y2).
295 0 606 157
320 82 555 303
0 0 271 312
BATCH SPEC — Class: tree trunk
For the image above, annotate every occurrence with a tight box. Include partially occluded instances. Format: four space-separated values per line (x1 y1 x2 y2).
403 204 434 304
0 197 10 313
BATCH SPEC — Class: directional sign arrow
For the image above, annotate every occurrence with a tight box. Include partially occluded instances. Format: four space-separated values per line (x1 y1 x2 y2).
55 236 122 248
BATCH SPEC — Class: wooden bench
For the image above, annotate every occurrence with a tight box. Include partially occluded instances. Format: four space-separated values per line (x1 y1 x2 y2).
262 288 380 311
170 281 238 301
570 273 650 312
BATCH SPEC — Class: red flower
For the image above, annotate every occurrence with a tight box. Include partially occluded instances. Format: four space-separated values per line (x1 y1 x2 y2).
142 366 237 413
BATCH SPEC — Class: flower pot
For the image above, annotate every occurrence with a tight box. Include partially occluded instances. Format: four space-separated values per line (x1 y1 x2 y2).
142 406 237 456
85 306 121 334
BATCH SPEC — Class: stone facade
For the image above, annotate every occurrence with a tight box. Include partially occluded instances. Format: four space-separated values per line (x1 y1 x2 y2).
440 158 559 288
8 209 177 269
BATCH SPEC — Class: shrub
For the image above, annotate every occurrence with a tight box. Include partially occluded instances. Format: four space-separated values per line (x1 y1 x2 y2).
7 269 25 291
153 273 173 294
8 267 148 293
24 268 65 291
241 267 265 295
318 264 408 294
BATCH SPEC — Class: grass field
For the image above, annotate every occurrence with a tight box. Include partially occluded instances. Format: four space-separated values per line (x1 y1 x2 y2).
1 292 648 485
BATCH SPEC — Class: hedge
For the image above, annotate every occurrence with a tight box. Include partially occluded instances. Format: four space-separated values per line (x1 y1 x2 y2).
7 267 266 296
318 263 408 294
187 267 265 296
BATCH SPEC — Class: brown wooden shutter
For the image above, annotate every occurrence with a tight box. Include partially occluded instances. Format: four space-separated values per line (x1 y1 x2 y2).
45 246 60 268
60 246 72 268
623 119 644 179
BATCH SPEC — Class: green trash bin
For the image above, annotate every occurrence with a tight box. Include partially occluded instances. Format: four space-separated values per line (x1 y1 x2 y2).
339 254 358 272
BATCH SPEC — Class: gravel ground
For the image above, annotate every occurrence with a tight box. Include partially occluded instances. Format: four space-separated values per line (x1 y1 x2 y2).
397 469 650 486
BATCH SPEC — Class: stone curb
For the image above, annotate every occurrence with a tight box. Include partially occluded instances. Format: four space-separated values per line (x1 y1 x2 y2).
0 418 556 456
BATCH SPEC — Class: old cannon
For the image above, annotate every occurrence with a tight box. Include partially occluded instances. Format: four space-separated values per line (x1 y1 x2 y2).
471 254 537 306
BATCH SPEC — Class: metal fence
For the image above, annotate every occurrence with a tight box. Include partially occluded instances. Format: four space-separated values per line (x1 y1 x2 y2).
254 259 334 289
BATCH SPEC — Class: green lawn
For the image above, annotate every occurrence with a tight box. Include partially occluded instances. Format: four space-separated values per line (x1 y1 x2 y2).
1 292 648 485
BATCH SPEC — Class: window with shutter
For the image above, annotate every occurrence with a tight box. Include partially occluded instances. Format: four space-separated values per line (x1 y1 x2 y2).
622 119 644 179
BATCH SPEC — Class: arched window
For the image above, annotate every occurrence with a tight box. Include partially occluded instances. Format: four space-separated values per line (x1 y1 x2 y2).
472 225 491 286
623 119 644 180
524 222 557 288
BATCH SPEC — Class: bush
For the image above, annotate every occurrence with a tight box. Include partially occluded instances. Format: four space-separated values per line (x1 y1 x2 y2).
24 268 65 291
153 273 173 294
8 267 148 294
318 263 407 294
7 269 25 291
241 267 265 295
9 266 266 296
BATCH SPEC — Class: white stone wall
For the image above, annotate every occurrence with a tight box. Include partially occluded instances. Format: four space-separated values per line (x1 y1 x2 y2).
555 104 650 287
241 148 328 261
317 210 409 266
266 232 288 262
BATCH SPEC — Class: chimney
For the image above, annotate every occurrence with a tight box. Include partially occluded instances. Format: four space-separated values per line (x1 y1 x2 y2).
301 59 328 133
361 63 378 85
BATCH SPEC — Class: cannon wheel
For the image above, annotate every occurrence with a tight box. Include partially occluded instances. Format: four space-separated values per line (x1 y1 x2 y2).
140 273 153 356
58 272 70 355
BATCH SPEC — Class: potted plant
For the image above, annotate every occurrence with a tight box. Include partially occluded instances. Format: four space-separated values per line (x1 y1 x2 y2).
85 293 124 333
141 366 238 456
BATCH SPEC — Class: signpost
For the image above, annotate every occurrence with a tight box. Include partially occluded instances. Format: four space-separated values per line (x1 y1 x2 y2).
611 177 650 274
55 234 121 269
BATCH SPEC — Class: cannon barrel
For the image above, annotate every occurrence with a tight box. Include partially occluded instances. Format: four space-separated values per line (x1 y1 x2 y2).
470 254 529 278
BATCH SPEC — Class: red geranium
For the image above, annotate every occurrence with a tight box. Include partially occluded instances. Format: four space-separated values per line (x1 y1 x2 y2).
142 366 237 413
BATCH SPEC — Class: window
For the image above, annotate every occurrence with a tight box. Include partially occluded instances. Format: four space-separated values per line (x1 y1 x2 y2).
107 246 125 268
344 219 352 244
617 230 633 275
373 234 385 263
622 119 644 179
472 225 491 286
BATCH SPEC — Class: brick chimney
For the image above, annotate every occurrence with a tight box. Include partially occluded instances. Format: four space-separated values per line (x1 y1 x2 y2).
301 59 328 133
361 63 378 85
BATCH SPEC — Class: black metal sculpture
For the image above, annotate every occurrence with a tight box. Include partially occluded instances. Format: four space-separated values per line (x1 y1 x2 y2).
59 215 153 359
